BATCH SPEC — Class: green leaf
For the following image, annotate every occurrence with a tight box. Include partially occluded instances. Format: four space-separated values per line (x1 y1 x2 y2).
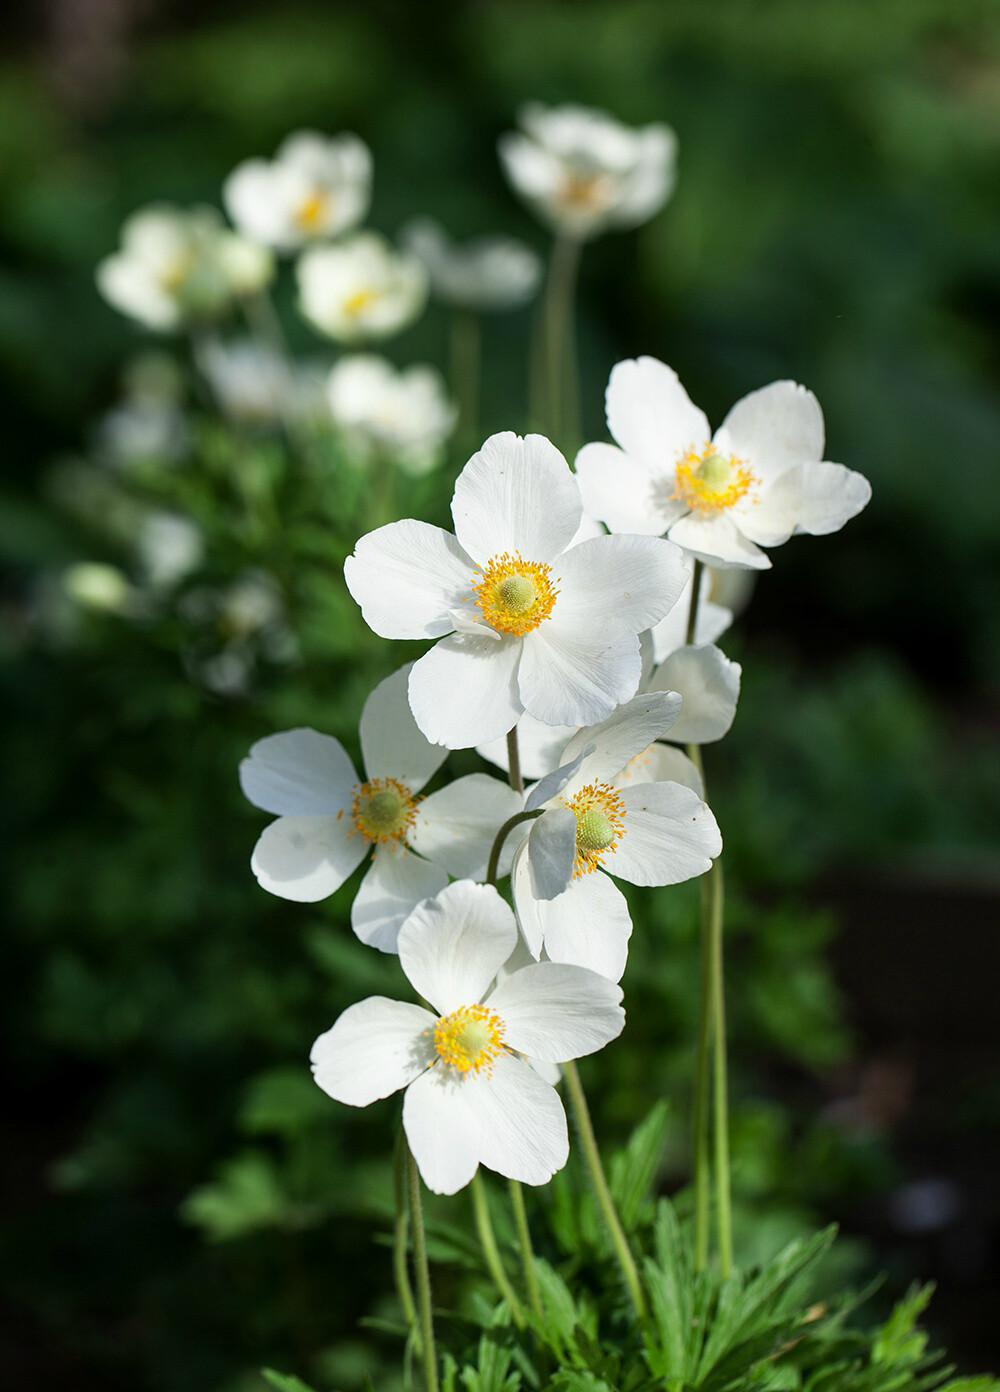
872 1284 934 1366
609 1100 670 1231
261 1370 318 1392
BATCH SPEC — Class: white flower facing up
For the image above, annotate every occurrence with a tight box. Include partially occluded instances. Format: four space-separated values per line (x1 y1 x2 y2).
510 693 722 982
576 357 873 571
239 664 523 949
223 131 372 251
97 205 273 331
310 880 625 1194
498 104 677 242
297 232 427 344
344 432 690 749
401 218 543 312
326 355 456 476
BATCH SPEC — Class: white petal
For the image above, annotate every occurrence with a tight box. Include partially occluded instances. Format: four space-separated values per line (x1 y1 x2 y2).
451 432 582 565
397 880 517 1014
753 461 872 539
613 783 721 885
409 774 523 879
463 1052 569 1186
240 728 358 815
648 644 741 745
408 634 523 749
551 533 689 635
359 663 448 790
525 807 577 900
351 845 449 953
476 711 575 780
344 519 473 640
518 621 641 727
489 959 624 1055
559 690 683 787
524 744 593 812
403 1066 482 1194
251 814 368 901
714 380 824 483
574 441 679 536
647 566 733 663
311 997 436 1106
667 513 771 570
613 742 704 797
606 357 710 474
512 843 544 959
529 875 633 982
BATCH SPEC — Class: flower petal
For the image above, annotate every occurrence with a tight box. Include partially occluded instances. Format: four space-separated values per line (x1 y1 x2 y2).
311 997 436 1106
551 533 689 635
462 1052 569 1186
667 513 771 570
559 690 683 788
408 633 522 749
451 431 582 565
240 728 358 816
647 566 733 663
524 745 593 812
397 880 517 1014
251 814 368 901
574 442 680 535
606 356 710 474
713 380 824 483
489 958 625 1054
403 1065 482 1194
753 461 872 539
613 782 721 885
410 773 524 879
351 844 449 953
518 620 641 727
344 519 473 639
359 662 448 790
525 807 577 901
648 644 741 745
476 711 576 780
613 741 704 797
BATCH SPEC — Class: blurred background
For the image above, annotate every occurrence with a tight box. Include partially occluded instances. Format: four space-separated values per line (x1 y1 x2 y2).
2 1 1000 1388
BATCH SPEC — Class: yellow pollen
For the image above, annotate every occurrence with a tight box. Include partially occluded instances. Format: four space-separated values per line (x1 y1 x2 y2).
559 170 614 211
294 187 332 233
563 780 626 877
432 1004 507 1075
343 287 379 318
472 552 559 637
672 443 756 516
349 776 418 845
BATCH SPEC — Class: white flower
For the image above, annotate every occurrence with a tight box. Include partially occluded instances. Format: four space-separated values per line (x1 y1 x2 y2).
646 564 732 664
576 357 873 571
200 338 297 424
326 355 456 475
97 205 273 331
136 511 204 590
509 693 722 981
310 880 624 1194
224 131 372 251
297 233 427 343
498 103 677 242
401 218 542 311
344 432 690 749
239 664 522 949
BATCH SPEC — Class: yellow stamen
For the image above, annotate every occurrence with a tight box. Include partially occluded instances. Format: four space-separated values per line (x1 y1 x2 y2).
563 780 626 877
672 443 756 516
432 1004 506 1075
294 187 332 233
472 552 559 637
343 287 379 318
559 170 614 211
349 776 419 845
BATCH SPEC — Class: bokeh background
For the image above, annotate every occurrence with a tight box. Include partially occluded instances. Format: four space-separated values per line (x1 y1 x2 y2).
3 1 1000 1389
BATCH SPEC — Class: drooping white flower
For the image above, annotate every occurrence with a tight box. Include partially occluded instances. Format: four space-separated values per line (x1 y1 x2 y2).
509 692 721 981
344 432 690 749
401 218 542 311
223 131 372 251
97 205 273 331
576 357 872 570
326 355 456 475
310 879 625 1194
498 104 677 242
239 665 522 948
297 232 427 343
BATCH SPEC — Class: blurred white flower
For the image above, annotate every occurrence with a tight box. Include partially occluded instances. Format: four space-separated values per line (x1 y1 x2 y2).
297 232 427 343
224 131 372 251
326 355 456 474
498 103 677 241
180 570 295 696
136 512 204 590
201 338 294 424
401 218 542 311
62 562 135 614
97 205 274 331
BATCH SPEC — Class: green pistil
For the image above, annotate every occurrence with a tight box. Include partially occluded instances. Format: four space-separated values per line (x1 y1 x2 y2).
363 788 405 830
497 575 536 614
576 808 614 852
696 452 732 490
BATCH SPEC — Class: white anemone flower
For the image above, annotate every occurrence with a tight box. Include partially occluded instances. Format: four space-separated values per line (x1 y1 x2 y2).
344 432 690 749
511 692 722 981
223 130 372 251
401 218 542 311
310 880 625 1194
97 205 273 331
326 355 456 475
576 356 872 570
201 338 297 424
297 233 427 343
498 103 677 242
239 664 522 949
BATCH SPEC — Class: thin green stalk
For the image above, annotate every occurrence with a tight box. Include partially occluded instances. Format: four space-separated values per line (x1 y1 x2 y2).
450 309 481 448
692 861 713 1272
506 726 525 795
685 558 704 645
485 809 541 887
708 858 733 1277
393 1129 417 1332
542 234 582 449
470 1173 525 1326
562 1059 647 1320
405 1141 439 1392
508 1180 544 1321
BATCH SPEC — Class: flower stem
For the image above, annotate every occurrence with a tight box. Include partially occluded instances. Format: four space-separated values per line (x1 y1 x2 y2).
685 558 704 645
562 1059 648 1320
506 726 525 795
542 234 582 450
393 1128 417 1332
485 809 541 887
708 856 733 1277
405 1140 439 1392
450 309 481 450
508 1179 544 1321
691 855 713 1272
470 1173 525 1326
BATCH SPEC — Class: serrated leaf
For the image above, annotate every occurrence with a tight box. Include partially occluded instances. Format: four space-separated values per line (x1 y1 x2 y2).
609 1101 670 1231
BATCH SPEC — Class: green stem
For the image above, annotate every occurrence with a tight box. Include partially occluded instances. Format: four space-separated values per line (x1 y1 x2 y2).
542 234 582 450
485 809 541 887
506 726 525 795
393 1129 417 1332
470 1173 525 1326
562 1059 648 1320
708 858 733 1277
405 1141 439 1392
685 558 704 646
450 309 481 449
692 860 713 1272
508 1180 544 1321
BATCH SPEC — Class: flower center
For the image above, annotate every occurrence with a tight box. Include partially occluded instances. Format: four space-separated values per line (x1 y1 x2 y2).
559 170 614 212
350 776 418 844
343 287 380 318
563 780 626 876
433 1004 506 1075
294 187 332 233
472 552 559 637
672 444 756 516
